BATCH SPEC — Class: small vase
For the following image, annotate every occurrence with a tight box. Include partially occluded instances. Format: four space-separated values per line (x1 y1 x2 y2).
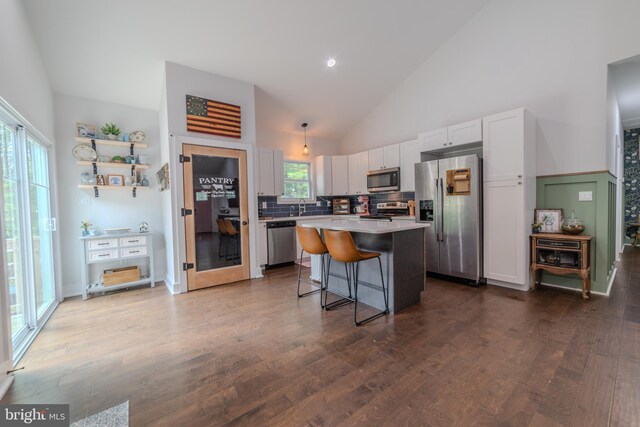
107 134 117 141
141 175 149 187
82 230 89 236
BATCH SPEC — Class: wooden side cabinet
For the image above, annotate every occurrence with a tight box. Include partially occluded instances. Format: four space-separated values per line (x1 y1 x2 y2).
530 233 593 299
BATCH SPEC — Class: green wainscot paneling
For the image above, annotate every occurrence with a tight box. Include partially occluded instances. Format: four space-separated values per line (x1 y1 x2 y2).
536 172 616 294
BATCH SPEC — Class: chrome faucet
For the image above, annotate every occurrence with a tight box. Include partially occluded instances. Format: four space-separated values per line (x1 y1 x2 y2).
290 206 296 217
298 198 306 217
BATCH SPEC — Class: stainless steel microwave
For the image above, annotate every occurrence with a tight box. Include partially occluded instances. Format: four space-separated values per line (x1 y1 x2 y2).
367 167 400 192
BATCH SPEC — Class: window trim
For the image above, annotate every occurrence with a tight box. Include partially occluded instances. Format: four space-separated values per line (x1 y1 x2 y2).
277 160 316 204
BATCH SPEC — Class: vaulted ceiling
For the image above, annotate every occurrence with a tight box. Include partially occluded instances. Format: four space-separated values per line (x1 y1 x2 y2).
24 0 490 140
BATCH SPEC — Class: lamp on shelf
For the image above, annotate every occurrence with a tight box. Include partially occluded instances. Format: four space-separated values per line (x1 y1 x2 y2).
301 122 309 156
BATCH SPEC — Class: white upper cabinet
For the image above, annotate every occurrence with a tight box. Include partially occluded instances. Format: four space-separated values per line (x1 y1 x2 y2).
369 144 399 170
257 148 275 196
273 149 284 196
418 127 448 151
331 155 349 196
357 151 369 193
448 119 482 147
348 151 369 195
315 155 333 196
383 144 400 168
256 148 284 196
399 139 424 192
348 153 359 195
368 147 384 170
419 120 482 153
482 109 526 182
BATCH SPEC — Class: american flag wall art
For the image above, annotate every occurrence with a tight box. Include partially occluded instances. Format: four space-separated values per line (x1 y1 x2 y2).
186 95 241 138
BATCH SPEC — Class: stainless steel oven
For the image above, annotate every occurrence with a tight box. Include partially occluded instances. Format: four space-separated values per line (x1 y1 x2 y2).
367 167 400 193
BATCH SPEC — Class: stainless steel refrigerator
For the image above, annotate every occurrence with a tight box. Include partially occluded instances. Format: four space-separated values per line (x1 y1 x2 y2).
415 154 482 284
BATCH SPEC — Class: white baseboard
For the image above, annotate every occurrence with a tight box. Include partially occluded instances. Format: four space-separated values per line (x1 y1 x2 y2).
164 274 180 294
486 279 528 292
0 374 14 400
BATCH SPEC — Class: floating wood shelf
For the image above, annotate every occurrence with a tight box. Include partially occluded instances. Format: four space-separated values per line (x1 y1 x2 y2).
78 185 150 191
76 161 149 169
75 136 148 149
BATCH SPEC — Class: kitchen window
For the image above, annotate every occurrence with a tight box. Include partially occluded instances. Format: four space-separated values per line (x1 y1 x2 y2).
280 161 313 201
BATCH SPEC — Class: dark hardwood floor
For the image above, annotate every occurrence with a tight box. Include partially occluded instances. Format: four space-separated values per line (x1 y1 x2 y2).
3 247 640 426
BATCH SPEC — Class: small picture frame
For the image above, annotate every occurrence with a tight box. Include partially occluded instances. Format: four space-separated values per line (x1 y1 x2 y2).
76 122 97 138
108 174 124 186
534 209 563 233
156 163 170 191
96 174 106 186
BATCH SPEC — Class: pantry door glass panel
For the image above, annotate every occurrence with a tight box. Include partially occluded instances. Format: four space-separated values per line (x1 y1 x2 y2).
26 136 56 319
183 144 249 291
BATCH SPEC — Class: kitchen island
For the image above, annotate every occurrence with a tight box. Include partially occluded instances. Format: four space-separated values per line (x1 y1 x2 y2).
297 218 429 313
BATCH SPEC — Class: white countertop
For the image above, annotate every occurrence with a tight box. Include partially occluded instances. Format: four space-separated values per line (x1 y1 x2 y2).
297 218 429 234
259 215 357 223
258 215 416 223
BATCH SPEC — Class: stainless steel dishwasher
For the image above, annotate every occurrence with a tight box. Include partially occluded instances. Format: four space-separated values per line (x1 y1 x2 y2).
266 220 297 267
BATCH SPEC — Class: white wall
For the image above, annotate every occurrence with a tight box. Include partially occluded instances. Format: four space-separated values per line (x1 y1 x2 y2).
161 62 260 291
254 88 341 161
0 0 54 141
340 0 640 177
607 69 624 254
54 93 165 297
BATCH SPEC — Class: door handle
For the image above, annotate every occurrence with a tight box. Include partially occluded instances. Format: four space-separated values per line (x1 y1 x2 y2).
435 178 440 241
439 177 445 242
242 220 248 225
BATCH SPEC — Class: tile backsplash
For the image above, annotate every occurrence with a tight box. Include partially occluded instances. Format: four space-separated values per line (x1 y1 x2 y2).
258 192 416 218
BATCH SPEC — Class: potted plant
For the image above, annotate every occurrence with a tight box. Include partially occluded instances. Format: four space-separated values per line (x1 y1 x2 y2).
81 220 92 236
531 221 544 234
100 123 121 140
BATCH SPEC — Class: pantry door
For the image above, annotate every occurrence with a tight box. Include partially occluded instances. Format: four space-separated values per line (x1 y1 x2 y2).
183 144 249 290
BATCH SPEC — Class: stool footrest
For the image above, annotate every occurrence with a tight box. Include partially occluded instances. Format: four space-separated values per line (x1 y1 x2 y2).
324 296 354 310
355 309 389 326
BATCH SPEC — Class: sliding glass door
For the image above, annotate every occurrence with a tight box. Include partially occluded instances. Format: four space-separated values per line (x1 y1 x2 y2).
26 137 56 318
0 115 57 360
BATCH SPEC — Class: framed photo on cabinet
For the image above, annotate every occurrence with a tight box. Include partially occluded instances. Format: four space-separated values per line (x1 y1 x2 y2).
534 208 563 233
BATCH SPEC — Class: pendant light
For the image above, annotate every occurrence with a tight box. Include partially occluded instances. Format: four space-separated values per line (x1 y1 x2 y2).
301 122 309 156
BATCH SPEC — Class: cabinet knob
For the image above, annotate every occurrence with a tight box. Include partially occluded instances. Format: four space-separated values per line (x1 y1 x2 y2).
449 142 453 145
443 143 447 146
517 175 522 178
518 181 522 185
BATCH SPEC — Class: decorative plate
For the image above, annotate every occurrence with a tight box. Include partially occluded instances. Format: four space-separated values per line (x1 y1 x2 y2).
130 131 145 143
72 144 97 161
104 228 131 235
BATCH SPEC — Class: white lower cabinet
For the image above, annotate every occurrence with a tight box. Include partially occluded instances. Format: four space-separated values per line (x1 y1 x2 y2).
258 222 268 266
483 180 525 286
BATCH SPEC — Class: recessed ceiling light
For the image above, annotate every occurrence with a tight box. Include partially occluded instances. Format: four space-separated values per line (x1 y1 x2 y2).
327 58 336 67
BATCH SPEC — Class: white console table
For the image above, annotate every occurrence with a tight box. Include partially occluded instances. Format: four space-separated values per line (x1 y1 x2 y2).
80 232 155 299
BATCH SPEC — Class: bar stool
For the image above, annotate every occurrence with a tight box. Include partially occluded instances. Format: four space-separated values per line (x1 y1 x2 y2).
215 219 228 258
296 226 329 304
223 219 240 263
323 229 389 326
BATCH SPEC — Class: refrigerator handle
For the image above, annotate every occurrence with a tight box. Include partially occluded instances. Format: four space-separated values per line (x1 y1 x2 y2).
435 178 440 241
439 177 445 242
